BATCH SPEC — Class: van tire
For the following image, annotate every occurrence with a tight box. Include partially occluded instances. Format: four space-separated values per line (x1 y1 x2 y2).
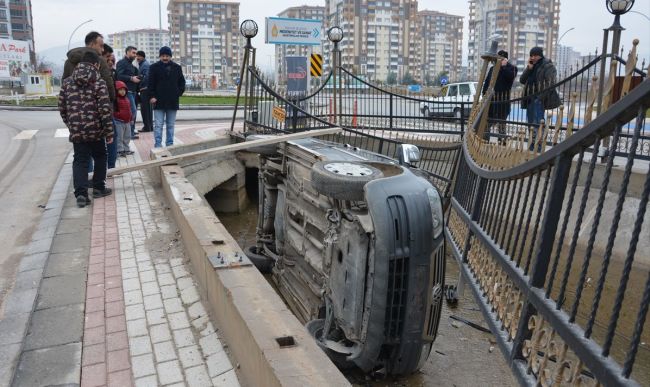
246 245 274 273
311 161 383 201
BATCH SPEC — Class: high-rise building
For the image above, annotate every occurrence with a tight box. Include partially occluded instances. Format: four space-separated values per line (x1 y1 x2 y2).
416 10 463 83
108 29 170 60
555 44 582 78
274 5 325 84
468 0 560 80
168 0 241 86
0 0 35 64
324 0 419 84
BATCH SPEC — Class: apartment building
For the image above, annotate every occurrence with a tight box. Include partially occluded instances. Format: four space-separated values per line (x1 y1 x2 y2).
555 44 582 77
416 10 463 83
108 29 170 60
324 0 419 83
168 0 241 86
274 5 325 84
468 0 560 79
0 0 35 64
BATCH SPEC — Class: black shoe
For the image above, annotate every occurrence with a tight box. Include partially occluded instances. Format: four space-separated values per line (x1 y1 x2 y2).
126 150 135 155
76 195 90 208
132 135 140 140
119 152 127 158
93 187 112 198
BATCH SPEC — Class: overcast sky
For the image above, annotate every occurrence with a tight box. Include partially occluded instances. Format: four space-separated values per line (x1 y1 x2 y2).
32 0 650 69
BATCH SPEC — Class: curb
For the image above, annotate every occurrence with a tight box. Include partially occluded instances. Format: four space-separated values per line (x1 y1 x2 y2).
0 151 75 386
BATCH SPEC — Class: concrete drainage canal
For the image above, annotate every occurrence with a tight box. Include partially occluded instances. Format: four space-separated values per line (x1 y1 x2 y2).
153 134 514 386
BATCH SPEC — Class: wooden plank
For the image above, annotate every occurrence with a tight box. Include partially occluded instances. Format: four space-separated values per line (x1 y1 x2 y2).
108 127 341 177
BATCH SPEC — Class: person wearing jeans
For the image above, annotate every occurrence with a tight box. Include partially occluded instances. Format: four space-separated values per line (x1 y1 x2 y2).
520 46 560 152
116 46 141 139
148 46 185 148
153 110 177 147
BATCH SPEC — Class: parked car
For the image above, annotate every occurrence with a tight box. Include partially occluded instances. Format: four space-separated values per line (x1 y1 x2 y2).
246 136 446 376
419 81 477 119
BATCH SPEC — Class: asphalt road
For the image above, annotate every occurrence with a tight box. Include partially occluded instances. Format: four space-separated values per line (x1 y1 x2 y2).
0 108 237 309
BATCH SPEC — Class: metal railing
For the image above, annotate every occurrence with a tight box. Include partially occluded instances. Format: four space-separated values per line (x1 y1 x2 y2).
446 62 650 386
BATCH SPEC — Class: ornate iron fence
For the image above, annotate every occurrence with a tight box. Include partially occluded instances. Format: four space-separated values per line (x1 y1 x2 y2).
446 46 650 385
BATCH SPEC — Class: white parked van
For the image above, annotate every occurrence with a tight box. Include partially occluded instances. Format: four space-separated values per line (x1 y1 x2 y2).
419 81 478 119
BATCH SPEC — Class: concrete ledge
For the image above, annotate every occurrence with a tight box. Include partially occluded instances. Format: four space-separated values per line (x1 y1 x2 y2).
157 151 350 386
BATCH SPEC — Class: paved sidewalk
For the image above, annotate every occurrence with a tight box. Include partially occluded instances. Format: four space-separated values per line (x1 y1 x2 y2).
1 123 239 386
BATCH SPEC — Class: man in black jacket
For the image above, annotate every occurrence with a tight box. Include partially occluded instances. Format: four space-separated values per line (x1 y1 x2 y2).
148 46 185 148
482 50 517 143
116 46 141 139
63 31 115 103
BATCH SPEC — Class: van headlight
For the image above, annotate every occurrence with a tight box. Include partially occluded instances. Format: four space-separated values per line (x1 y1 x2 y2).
426 188 443 239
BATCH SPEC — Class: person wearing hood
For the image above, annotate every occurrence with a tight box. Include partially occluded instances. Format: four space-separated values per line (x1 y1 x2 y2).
520 46 561 150
113 81 134 158
63 31 115 102
58 51 114 208
148 46 185 148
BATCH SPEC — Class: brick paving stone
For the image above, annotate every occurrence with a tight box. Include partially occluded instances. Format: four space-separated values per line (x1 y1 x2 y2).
105 265 121 278
108 369 133 387
131 353 156 378
106 315 127 334
149 324 172 344
127 318 148 337
81 362 106 387
180 287 200 305
140 270 156 284
140 281 160 297
160 285 177 300
123 278 141 292
157 273 175 286
199 333 222 357
168 312 190 330
172 265 190 279
125 304 146 321
124 290 143 306
106 331 128 352
86 296 104 313
122 267 139 279
129 336 152 357
146 308 167 326
178 345 203 369
157 360 183 385
212 369 240 387
205 350 232 378
185 365 211 387
105 275 122 290
106 300 125 318
143 294 163 311
172 328 194 348
85 311 104 329
82 343 106 366
83 326 105 346
153 340 177 362
163 297 183 314
107 349 131 372
135 375 158 387
105 287 124 303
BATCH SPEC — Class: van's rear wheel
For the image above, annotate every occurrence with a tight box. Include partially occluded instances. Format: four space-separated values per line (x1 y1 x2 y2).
311 161 383 201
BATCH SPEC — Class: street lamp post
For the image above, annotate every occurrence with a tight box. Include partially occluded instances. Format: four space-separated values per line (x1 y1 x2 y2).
67 19 93 51
231 19 258 132
328 26 343 125
597 0 635 162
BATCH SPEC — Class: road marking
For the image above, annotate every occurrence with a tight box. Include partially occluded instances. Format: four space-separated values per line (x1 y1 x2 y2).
12 130 38 140
54 128 69 138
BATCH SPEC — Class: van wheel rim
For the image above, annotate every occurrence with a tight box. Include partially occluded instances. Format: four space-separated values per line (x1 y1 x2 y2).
324 162 374 177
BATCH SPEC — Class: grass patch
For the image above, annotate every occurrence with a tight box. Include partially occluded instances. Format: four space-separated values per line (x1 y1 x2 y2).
0 95 241 107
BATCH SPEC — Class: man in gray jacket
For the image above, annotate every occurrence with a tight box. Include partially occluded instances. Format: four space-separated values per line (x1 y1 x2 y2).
520 46 561 150
63 31 115 102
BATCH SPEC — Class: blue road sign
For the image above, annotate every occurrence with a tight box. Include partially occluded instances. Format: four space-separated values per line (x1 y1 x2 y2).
440 76 449 86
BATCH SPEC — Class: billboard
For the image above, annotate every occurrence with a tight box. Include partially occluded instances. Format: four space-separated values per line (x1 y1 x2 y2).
0 39 31 81
285 56 308 98
265 17 322 46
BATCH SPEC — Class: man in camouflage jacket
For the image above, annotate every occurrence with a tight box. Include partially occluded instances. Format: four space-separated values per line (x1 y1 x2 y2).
58 51 114 208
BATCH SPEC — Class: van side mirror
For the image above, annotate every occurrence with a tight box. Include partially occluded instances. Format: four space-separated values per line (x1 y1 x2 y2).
397 144 420 166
